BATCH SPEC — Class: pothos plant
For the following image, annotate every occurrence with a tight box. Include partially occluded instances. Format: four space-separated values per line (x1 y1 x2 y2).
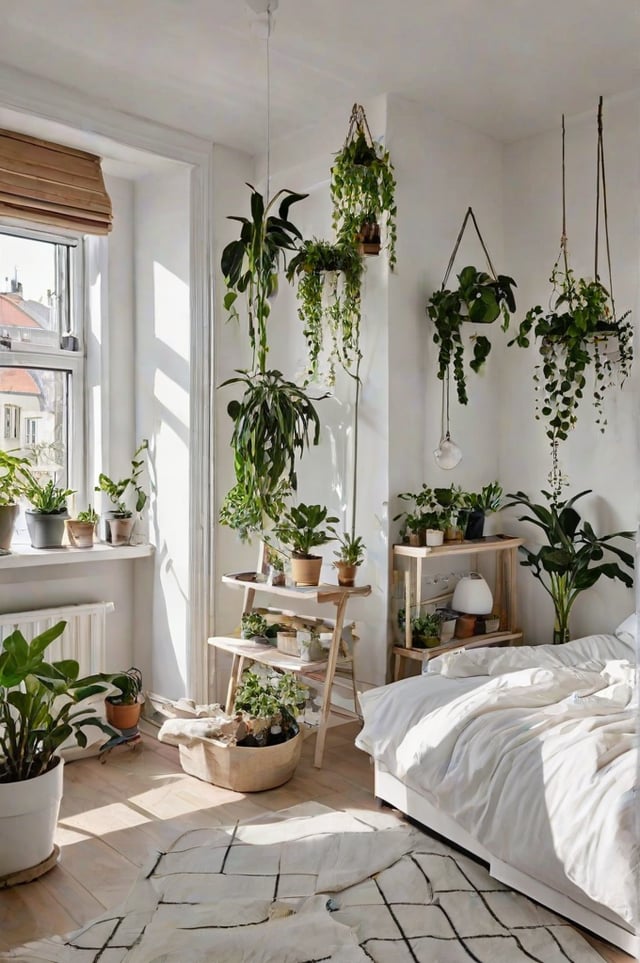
330 105 397 269
428 265 517 405
221 184 308 375
508 263 633 446
286 238 364 385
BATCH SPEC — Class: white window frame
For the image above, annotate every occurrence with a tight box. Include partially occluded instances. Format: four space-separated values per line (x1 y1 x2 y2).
3 402 20 441
0 221 86 506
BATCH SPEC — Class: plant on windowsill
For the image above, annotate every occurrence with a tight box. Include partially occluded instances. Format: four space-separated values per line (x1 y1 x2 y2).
0 449 28 554
65 505 100 549
330 530 366 587
504 488 634 645
0 620 114 880
286 238 364 386
331 104 397 268
428 264 517 406
16 465 75 550
95 440 148 546
273 502 339 587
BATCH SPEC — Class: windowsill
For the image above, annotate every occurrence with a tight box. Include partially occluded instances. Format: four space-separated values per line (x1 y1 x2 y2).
0 542 154 571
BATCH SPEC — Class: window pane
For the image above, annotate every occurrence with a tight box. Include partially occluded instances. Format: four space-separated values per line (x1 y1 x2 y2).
0 231 71 342
0 366 69 483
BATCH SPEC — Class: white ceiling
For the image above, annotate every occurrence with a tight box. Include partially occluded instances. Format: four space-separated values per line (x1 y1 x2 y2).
0 0 638 153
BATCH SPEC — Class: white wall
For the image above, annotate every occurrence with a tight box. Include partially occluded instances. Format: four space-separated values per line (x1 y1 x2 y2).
502 94 639 641
134 167 192 699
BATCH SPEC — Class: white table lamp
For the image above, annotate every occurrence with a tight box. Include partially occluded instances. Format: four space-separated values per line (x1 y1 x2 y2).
452 573 493 615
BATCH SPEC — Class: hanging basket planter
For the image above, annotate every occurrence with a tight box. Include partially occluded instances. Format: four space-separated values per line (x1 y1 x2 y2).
426 207 517 406
331 104 397 269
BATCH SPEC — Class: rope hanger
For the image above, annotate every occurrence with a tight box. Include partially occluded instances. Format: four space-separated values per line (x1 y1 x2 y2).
343 103 375 150
440 206 499 289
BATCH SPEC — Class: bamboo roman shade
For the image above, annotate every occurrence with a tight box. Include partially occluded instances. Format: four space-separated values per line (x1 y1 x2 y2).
0 128 112 235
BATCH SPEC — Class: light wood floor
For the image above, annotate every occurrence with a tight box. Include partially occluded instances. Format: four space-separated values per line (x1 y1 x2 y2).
0 724 631 962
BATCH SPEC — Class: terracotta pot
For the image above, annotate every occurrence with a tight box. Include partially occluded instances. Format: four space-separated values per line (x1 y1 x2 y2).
291 555 322 586
335 561 357 587
444 525 464 543
65 519 96 548
0 504 19 553
105 697 142 731
454 613 477 639
408 530 425 547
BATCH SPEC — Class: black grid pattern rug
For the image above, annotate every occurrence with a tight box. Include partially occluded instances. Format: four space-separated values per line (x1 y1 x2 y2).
2 803 606 962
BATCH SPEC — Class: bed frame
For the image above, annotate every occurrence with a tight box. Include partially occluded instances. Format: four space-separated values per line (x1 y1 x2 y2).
374 762 638 957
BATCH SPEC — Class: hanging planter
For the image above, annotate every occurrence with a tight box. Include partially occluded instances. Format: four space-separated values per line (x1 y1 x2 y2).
508 102 632 500
330 104 397 269
286 238 364 385
426 207 517 406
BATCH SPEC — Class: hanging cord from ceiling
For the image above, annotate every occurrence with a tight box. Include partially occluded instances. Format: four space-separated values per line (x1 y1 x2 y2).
594 95 616 318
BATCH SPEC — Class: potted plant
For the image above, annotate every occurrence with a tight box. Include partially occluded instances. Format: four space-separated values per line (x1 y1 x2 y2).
265 546 286 587
219 371 324 542
95 440 148 545
427 265 517 406
330 530 366 587
221 184 308 375
16 464 75 549
0 621 114 880
464 481 503 539
433 484 466 541
410 612 443 649
274 502 339 586
240 612 270 642
0 449 27 554
508 265 632 454
286 238 364 385
394 486 451 546
65 505 99 549
104 667 143 732
330 104 397 269
505 488 634 644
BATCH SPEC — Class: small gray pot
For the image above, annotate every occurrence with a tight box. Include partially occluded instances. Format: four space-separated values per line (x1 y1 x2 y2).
0 504 19 553
26 510 68 549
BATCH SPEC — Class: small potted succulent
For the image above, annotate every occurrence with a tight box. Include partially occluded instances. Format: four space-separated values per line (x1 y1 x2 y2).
65 505 99 549
17 465 75 549
95 440 148 545
274 502 339 586
330 530 366 587
0 449 27 553
105 667 143 732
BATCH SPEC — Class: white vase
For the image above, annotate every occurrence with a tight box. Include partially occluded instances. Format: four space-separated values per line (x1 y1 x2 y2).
0 756 64 878
425 529 444 547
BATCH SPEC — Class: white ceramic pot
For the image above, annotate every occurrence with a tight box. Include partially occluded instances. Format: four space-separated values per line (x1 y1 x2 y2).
0 756 64 879
425 529 444 547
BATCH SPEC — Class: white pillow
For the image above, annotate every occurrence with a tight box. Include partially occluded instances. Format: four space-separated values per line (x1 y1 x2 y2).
615 613 637 647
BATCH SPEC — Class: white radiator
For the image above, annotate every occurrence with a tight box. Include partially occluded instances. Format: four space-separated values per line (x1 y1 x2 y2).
0 602 115 675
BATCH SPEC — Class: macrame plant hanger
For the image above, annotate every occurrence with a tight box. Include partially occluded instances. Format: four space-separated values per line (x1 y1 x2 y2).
434 207 499 470
343 103 375 151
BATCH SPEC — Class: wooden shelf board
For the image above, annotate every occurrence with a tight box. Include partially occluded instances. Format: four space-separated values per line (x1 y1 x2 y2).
221 573 371 602
393 630 523 661
393 536 523 559
208 636 351 674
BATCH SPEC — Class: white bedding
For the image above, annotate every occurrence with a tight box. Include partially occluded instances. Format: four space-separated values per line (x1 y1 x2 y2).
356 634 638 927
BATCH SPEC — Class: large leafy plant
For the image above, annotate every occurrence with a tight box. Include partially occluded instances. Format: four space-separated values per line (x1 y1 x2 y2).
428 265 517 405
0 449 27 507
274 502 339 558
19 471 75 514
221 184 308 374
509 265 632 446
0 621 114 783
219 371 324 541
286 238 364 385
505 489 634 644
331 106 397 269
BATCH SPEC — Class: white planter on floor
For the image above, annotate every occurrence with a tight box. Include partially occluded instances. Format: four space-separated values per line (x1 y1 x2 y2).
0 756 64 880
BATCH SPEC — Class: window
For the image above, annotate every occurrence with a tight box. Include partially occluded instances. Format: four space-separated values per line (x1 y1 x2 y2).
3 403 19 440
0 224 84 538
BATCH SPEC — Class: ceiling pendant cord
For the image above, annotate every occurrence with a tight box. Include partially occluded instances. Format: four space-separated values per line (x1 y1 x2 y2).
265 3 272 198
594 96 616 318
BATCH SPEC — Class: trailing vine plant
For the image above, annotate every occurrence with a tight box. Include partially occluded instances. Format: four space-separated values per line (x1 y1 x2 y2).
330 104 397 269
426 208 517 405
286 238 364 385
508 103 633 502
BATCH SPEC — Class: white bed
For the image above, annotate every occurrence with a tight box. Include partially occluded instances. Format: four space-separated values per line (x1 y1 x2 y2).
356 626 638 955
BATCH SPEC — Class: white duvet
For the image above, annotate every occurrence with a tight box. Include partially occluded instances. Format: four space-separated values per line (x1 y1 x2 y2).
356 634 638 927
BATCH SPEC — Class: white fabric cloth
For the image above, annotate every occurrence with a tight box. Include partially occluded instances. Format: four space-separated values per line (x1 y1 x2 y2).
356 634 638 927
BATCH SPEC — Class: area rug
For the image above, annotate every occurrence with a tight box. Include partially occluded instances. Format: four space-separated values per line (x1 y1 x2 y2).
3 803 606 963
